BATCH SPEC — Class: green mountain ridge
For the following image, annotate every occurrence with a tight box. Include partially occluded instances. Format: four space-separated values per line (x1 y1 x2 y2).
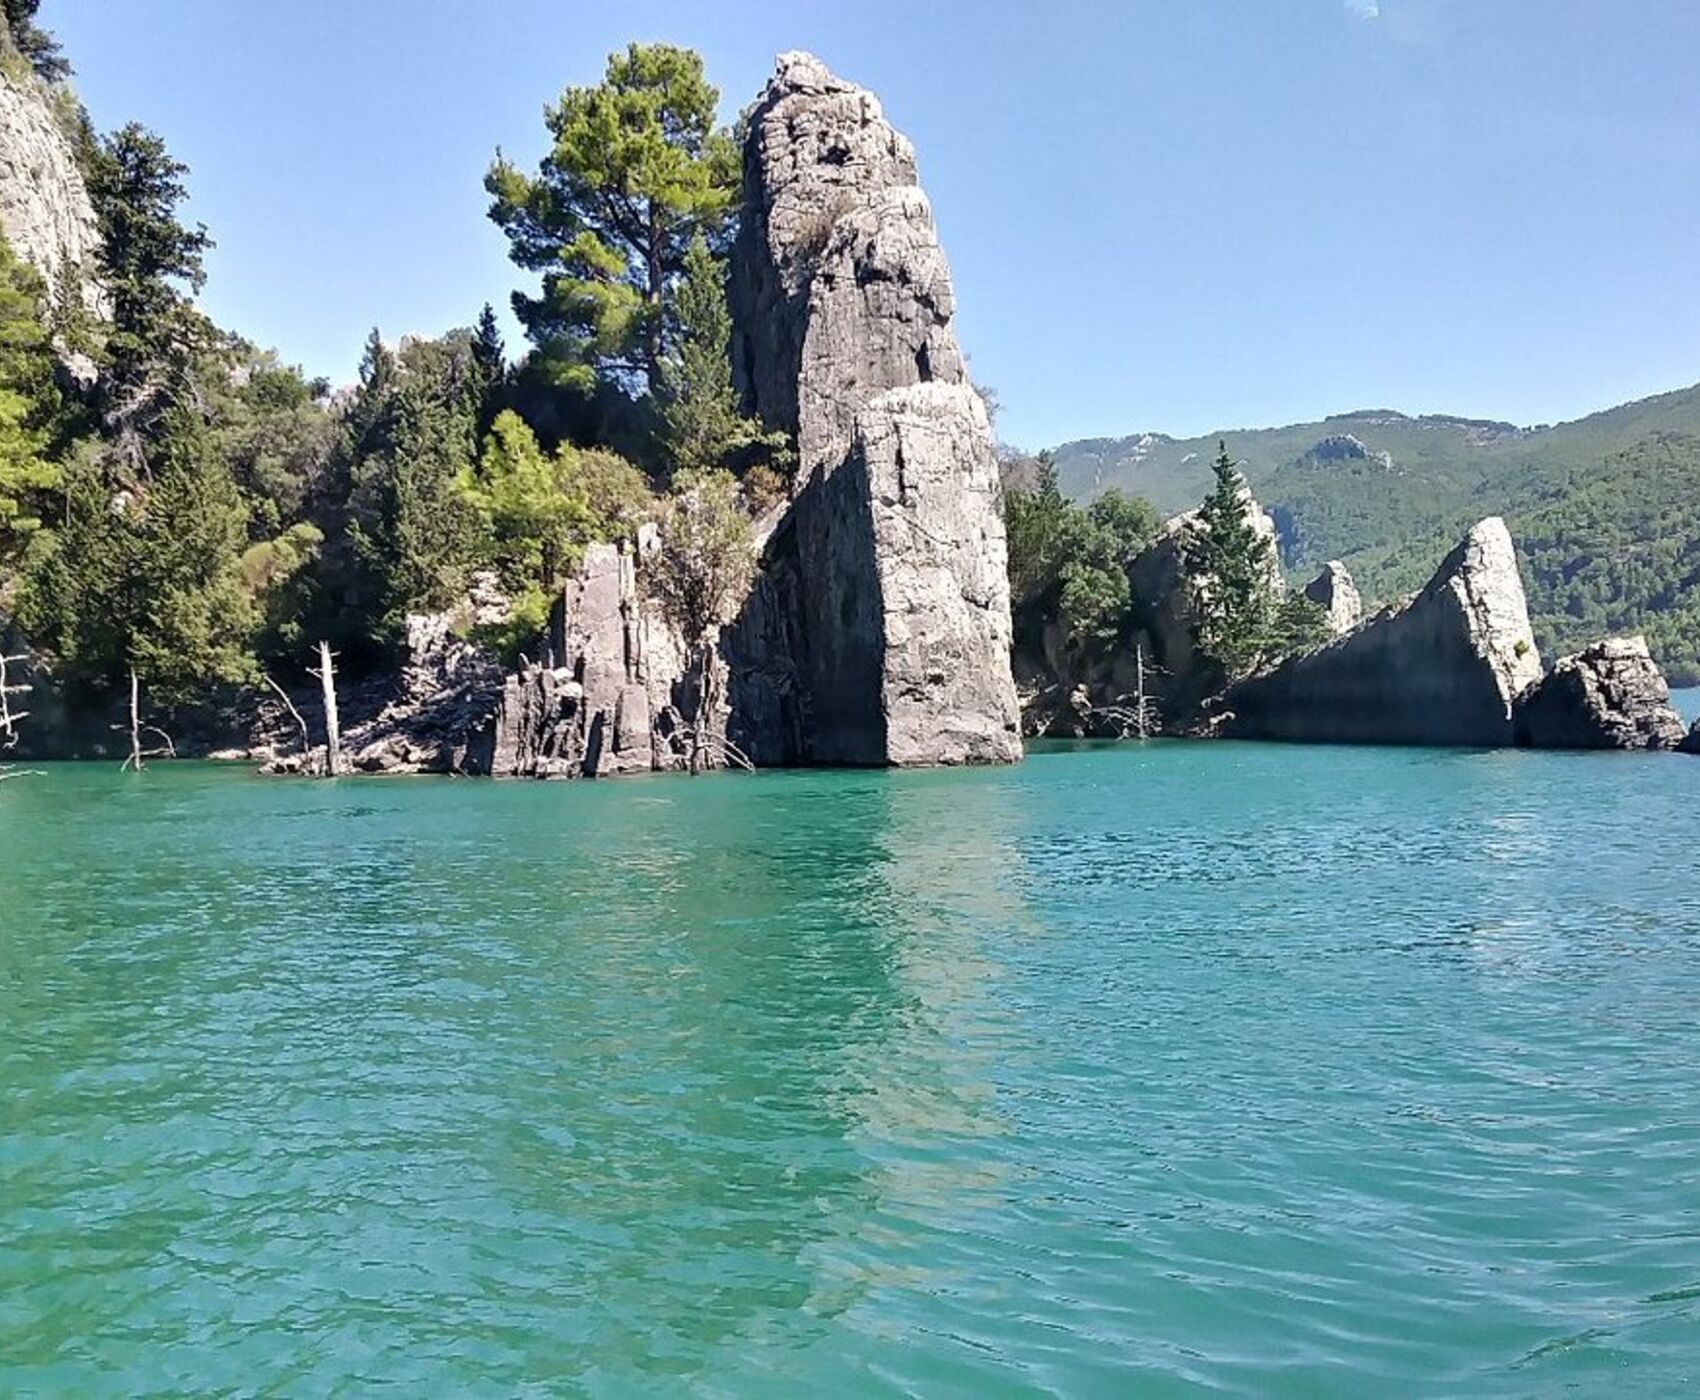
1048 382 1700 684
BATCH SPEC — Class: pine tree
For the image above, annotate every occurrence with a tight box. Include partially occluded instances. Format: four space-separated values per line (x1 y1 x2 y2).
486 44 737 397
1184 440 1279 676
86 123 214 439
659 236 785 480
0 235 62 558
2 0 70 82
18 411 257 704
470 303 506 438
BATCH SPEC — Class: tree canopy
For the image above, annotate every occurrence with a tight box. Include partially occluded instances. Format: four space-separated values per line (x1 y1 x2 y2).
486 43 737 400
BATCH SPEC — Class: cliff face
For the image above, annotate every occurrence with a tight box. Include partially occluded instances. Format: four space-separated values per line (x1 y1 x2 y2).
730 52 1021 766
1227 518 1543 746
0 42 104 326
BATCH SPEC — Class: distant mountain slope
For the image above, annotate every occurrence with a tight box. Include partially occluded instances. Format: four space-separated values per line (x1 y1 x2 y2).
1048 382 1700 682
1050 409 1529 516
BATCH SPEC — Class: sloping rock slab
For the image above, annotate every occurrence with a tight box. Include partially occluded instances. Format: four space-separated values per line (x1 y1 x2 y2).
1226 517 1543 746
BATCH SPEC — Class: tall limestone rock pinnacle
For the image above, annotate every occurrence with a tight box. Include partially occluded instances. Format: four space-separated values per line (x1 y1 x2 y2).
0 33 105 329
1226 517 1544 746
729 51 1020 766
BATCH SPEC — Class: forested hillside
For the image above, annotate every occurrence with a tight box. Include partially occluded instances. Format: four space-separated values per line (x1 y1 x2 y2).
1049 384 1700 683
0 13 786 738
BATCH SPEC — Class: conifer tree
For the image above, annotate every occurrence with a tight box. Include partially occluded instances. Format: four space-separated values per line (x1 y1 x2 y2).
470 303 506 438
486 44 737 397
2 0 70 82
18 410 256 704
660 236 784 480
1184 441 1279 676
86 123 213 440
0 236 62 557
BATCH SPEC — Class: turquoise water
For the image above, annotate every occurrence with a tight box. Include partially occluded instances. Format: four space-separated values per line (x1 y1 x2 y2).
2 738 1698 1396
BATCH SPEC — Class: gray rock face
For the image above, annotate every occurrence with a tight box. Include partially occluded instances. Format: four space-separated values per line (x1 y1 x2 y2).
728 52 1020 767
1227 517 1544 746
334 610 506 774
730 50 922 440
1511 636 1687 750
0 56 106 332
484 542 694 778
1303 561 1363 635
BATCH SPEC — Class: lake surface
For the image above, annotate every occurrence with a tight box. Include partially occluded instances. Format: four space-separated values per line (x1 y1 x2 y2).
2 736 1698 1397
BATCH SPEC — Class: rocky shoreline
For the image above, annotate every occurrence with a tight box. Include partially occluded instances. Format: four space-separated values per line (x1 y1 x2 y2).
4 49 1694 776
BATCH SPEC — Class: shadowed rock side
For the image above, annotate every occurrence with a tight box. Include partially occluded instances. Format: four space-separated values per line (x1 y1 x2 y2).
1681 721 1700 756
1226 518 1544 746
728 50 1020 766
1511 636 1687 750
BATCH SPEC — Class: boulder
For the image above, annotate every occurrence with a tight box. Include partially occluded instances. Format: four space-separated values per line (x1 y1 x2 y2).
1225 517 1543 746
1303 561 1363 635
1681 720 1700 756
1511 637 1687 750
727 52 1020 767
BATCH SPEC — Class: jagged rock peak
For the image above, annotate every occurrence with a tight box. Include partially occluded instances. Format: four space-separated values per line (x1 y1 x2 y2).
1303 561 1363 635
728 51 1020 769
1512 636 1687 751
731 50 948 452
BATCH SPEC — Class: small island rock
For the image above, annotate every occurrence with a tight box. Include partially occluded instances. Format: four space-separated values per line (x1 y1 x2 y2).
1513 637 1687 750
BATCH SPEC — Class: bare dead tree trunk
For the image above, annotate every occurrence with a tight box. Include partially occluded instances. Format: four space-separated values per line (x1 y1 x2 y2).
315 642 342 777
123 667 143 773
1136 643 1148 740
261 672 314 772
689 646 708 775
0 650 38 783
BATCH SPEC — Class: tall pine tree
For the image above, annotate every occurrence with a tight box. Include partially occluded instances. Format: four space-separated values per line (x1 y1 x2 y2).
659 236 783 480
1183 441 1279 677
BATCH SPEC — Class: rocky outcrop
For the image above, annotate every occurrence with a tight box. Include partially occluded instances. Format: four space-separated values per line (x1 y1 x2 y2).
0 45 106 334
1123 488 1284 715
1226 517 1543 746
1303 561 1363 635
328 612 506 774
1681 720 1700 757
728 52 1020 766
1511 636 1687 750
1296 434 1395 472
482 540 694 778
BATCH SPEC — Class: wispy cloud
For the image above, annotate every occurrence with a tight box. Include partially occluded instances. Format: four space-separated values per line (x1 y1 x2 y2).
1344 0 1381 18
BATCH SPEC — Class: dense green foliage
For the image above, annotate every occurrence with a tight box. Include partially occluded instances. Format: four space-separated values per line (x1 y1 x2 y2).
0 238 61 555
1051 384 1700 683
486 43 737 400
1004 453 1160 661
18 409 256 704
0 38 786 732
660 237 785 485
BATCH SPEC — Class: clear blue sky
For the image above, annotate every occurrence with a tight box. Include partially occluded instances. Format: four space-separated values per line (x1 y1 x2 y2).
49 0 1700 449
